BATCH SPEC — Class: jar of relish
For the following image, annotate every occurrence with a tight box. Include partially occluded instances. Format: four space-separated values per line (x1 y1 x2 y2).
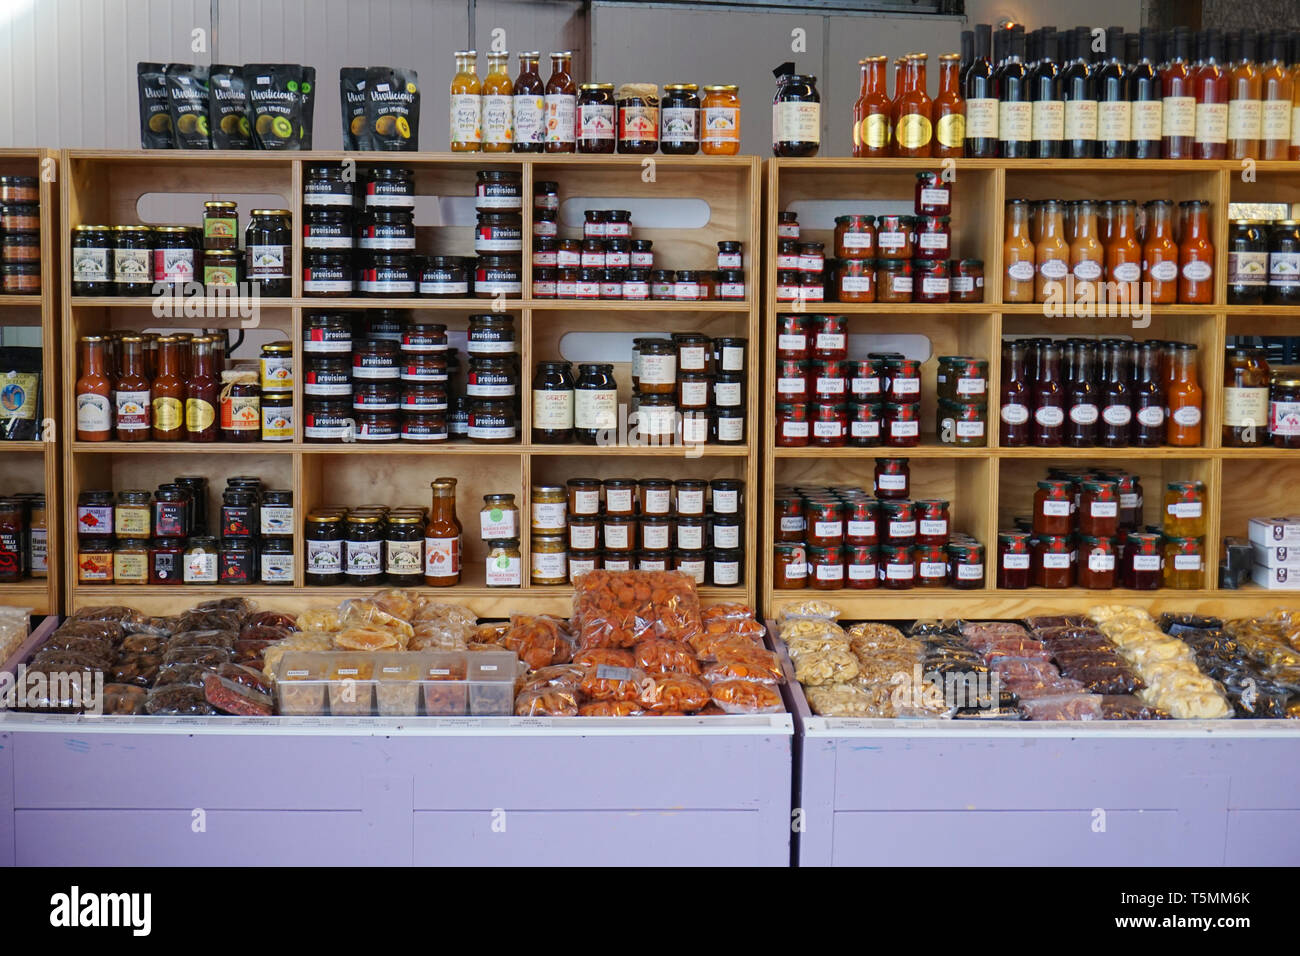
1122 532 1163 590
997 530 1032 589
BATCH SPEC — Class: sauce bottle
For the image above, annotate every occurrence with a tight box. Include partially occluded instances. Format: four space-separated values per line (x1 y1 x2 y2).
894 54 933 157
151 334 185 441
424 477 463 587
1003 199 1035 303
1029 27 1063 158
1034 199 1069 302
1260 32 1293 160
1061 26 1098 158
999 339 1031 446
1227 29 1262 160
1194 29 1229 159
1178 200 1214 305
75 335 112 442
113 334 151 442
1098 340 1132 448
1096 27 1132 159
512 51 545 153
1069 199 1104 299
1031 340 1064 447
932 53 965 158
481 51 514 153
185 335 219 443
1105 199 1142 306
1129 28 1163 158
450 50 482 152
1063 340 1099 448
1166 343 1203 446
544 51 577 153
997 25 1032 158
1291 32 1300 161
964 23 999 157
1131 341 1166 447
1162 26 1197 159
853 56 892 157
1142 199 1179 305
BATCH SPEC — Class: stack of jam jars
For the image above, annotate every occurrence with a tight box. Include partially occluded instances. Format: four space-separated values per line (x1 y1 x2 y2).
773 457 983 591
1 175 40 295
76 478 293 587
530 477 744 587
999 467 1203 592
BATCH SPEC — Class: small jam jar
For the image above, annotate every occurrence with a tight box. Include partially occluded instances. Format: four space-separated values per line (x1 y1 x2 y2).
883 402 921 447
806 499 845 547
1077 535 1117 589
1122 532 1163 590
776 270 802 302
774 543 808 589
997 530 1032 589
850 360 883 401
948 542 984 590
915 544 949 588
834 215 876 259
845 498 879 546
874 457 909 499
848 401 883 446
880 544 915 589
876 215 912 258
1032 534 1076 588
797 241 825 274
877 259 913 302
1163 480 1206 538
836 259 876 302
777 314 811 360
914 258 950 302
776 359 809 401
812 315 848 360
810 359 847 400
915 216 951 260
884 358 922 403
845 545 879 590
915 171 951 217
776 495 806 542
776 402 810 447
810 402 847 447
916 499 950 545
808 546 845 590
951 258 984 302
880 500 917 545
1033 479 1075 536
1078 479 1120 538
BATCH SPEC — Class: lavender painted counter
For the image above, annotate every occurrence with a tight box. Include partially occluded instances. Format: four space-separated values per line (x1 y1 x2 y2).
0 713 794 867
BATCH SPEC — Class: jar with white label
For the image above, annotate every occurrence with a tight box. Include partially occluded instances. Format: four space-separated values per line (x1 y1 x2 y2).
772 69 821 157
485 539 522 587
531 534 568 585
574 363 617 444
531 485 567 533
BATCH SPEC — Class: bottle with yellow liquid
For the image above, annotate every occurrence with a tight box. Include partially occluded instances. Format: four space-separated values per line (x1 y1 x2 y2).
450 50 482 151
482 51 513 152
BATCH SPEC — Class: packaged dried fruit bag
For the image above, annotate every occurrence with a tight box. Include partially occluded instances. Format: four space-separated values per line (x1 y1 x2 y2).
571 570 702 648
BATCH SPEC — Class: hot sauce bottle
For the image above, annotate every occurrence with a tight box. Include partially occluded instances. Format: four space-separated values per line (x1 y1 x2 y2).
1161 26 1197 159
932 53 965 158
1178 200 1214 304
151 335 185 441
75 335 112 442
185 335 219 443
1142 199 1179 305
853 56 892 157
1227 29 1263 160
424 477 463 586
113 334 151 442
1193 29 1229 160
894 54 933 158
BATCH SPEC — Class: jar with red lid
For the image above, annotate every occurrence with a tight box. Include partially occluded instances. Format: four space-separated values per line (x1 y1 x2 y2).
845 545 878 589
776 359 809 401
880 499 917 544
916 499 950 545
813 315 848 359
1077 535 1117 589
836 259 876 302
776 495 806 542
805 499 845 547
845 498 879 545
876 215 912 258
809 359 847 400
997 531 1032 589
880 543 915 589
1032 535 1076 588
830 216 874 260
849 360 883 401
810 402 847 447
874 457 910 499
1033 480 1075 536
774 543 808 589
1078 479 1119 538
948 542 984 590
915 171 951 217
914 544 949 588
951 258 984 302
776 402 810 447
1121 532 1163 589
808 545 844 590
884 358 921 402
915 216 951 261
798 242 825 274
848 401 883 447
877 259 913 302
776 315 810 359
914 258 951 303
884 402 921 447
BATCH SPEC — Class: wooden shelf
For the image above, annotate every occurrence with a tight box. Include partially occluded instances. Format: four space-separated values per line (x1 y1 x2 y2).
0 295 43 307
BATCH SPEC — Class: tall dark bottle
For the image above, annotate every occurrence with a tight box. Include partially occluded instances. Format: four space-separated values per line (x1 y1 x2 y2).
1193 28 1229 159
1096 26 1132 158
1131 341 1166 447
1063 340 1100 448
1029 26 1064 158
997 24 1032 158
1098 340 1133 448
960 29 974 86
1161 26 1196 158
964 23 999 157
1061 26 1097 158
1031 340 1065 447
1129 27 1163 158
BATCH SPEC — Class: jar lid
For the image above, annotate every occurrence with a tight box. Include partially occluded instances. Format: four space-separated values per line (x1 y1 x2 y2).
250 208 291 216
581 82 615 90
664 83 699 91
483 493 516 504
1037 479 1073 490
204 201 237 210
113 224 152 232
72 224 112 232
221 369 258 384
703 84 738 92
478 170 521 181
568 478 601 488
1078 535 1114 546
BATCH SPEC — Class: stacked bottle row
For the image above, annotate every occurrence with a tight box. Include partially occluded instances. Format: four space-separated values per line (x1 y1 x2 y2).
1002 197 1213 305
75 480 294 586
999 338 1202 448
772 458 983 591
998 469 1205 591
450 49 741 155
884 24 1300 160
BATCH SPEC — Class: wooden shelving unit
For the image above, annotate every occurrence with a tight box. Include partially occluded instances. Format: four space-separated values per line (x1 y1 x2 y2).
763 157 1300 621
0 148 59 616
61 150 761 616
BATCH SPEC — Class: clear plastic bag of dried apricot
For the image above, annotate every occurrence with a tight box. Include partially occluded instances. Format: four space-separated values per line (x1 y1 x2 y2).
572 570 703 648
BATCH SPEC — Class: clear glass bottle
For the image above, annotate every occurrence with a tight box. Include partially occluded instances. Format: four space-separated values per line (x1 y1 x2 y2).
544 51 577 153
450 50 482 152
481 50 514 152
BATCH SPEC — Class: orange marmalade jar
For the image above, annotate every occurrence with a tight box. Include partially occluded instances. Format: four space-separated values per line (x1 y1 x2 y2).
701 85 741 155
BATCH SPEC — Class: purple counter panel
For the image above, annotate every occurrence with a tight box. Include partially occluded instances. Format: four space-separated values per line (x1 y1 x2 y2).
0 615 57 867
0 715 793 867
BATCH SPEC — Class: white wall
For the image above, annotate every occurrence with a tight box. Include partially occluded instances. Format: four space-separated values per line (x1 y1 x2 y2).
0 0 1143 151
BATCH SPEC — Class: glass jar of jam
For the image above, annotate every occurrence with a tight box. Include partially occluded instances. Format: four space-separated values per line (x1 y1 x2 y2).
776 495 805 543
1227 219 1268 305
774 543 808 589
915 171 951 217
202 201 238 251
353 338 400 381
849 359 883 401
675 514 707 552
1268 220 1300 305
1122 532 1163 590
936 399 986 446
810 359 847 401
880 544 915 589
675 479 707 517
997 530 1031 589
776 402 809 447
1077 535 1117 590
305 513 343 585
467 398 516 443
951 258 984 303
776 359 808 402
1033 479 1075 536
661 83 701 155
812 315 848 360
1078 479 1119 538
948 542 984 590
602 479 636 518
777 315 811 360
1162 480 1206 537
566 514 599 553
1271 375 1300 448
71 225 114 296
883 402 921 447
936 357 987 403
874 457 909 499
776 270 803 302
810 402 847 447
842 544 877 590
638 479 673 516
877 259 913 302
914 544 948 588
884 359 922 402
845 498 879 546
849 401 882 447
880 500 917 545
915 216 951 262
916 499 950 545
617 84 660 153
1163 536 1203 589
567 478 602 517
1032 534 1076 589
914 258 950 302
806 499 845 547
836 259 876 302
807 545 844 590
876 216 912 259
